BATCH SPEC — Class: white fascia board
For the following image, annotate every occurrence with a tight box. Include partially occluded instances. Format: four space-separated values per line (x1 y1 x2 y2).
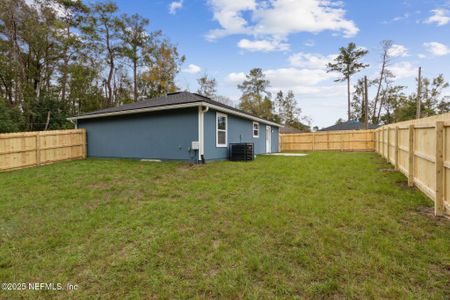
201 102 282 127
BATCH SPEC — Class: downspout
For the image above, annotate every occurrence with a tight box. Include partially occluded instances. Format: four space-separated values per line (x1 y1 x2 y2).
67 118 77 129
198 105 209 163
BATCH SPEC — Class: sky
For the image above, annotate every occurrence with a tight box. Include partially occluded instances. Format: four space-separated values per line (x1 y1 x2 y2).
113 0 450 128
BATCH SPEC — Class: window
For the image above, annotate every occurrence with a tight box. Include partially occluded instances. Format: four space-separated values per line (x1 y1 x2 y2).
253 122 259 138
216 112 227 147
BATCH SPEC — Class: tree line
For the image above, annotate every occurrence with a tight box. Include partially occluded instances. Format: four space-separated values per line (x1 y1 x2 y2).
327 41 450 126
0 0 184 132
197 70 310 131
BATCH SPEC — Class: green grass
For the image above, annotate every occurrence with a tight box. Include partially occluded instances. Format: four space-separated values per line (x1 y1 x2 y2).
0 153 449 299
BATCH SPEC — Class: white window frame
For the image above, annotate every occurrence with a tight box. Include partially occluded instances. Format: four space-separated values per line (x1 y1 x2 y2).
216 112 228 147
253 121 260 138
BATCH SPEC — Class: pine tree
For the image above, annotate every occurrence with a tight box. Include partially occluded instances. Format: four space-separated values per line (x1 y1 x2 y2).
327 43 369 121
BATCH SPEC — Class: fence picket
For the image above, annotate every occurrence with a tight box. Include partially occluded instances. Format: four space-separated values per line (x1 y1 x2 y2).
0 129 86 172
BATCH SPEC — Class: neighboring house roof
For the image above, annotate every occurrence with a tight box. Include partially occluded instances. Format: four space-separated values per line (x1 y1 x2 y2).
320 120 379 131
68 91 281 127
280 125 307 134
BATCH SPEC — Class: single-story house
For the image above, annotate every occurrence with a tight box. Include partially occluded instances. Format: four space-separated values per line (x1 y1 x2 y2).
68 92 281 162
319 120 379 131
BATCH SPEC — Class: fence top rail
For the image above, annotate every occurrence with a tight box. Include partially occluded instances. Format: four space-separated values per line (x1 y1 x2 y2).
0 129 85 139
375 121 450 131
380 112 450 127
281 129 375 136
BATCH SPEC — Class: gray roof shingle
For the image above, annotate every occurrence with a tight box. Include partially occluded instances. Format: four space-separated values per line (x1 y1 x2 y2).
319 120 379 131
81 92 206 116
77 92 279 126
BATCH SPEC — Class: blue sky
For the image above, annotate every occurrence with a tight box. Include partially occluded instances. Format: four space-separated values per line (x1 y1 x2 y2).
114 0 450 127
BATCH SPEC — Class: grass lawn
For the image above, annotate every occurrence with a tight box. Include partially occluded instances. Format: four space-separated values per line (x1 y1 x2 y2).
0 152 449 299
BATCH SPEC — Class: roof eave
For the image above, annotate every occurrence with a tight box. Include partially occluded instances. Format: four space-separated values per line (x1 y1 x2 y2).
67 101 282 127
67 102 201 121
201 102 282 127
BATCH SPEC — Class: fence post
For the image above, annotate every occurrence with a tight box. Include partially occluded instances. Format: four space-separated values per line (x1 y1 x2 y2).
36 132 41 166
408 125 415 187
327 132 330 150
381 128 384 157
375 129 380 153
82 129 87 159
278 133 281 152
375 130 378 153
312 132 315 151
435 121 444 216
387 128 391 163
394 126 399 170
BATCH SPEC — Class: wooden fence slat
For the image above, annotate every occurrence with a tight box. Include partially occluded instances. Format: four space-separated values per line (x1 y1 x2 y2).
435 121 444 216
387 128 390 162
0 129 86 172
408 125 415 187
36 132 40 166
374 114 450 217
395 126 399 169
279 130 375 152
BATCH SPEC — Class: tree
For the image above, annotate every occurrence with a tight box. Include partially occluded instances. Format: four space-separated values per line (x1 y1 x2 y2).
379 85 407 124
197 74 216 98
56 0 89 105
350 78 366 122
420 74 449 116
383 74 449 123
120 13 159 102
275 90 309 130
141 40 185 98
335 118 345 125
0 97 23 132
213 95 233 106
84 1 123 106
0 0 186 131
372 40 394 123
238 68 274 120
327 42 369 121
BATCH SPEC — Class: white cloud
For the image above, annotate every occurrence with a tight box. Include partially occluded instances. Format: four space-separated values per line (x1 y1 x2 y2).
252 0 359 38
183 64 201 74
388 44 408 57
169 1 183 15
390 62 416 79
424 9 450 26
226 72 246 84
237 38 289 52
207 0 358 41
423 42 450 56
226 66 338 95
206 0 256 39
265 68 336 86
288 52 337 69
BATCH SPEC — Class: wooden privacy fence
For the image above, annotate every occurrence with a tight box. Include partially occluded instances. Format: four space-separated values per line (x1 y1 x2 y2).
375 112 450 216
0 129 86 172
280 130 375 152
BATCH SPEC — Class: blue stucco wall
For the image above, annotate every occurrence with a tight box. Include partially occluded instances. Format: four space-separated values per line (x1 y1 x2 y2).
78 108 198 161
204 109 279 160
